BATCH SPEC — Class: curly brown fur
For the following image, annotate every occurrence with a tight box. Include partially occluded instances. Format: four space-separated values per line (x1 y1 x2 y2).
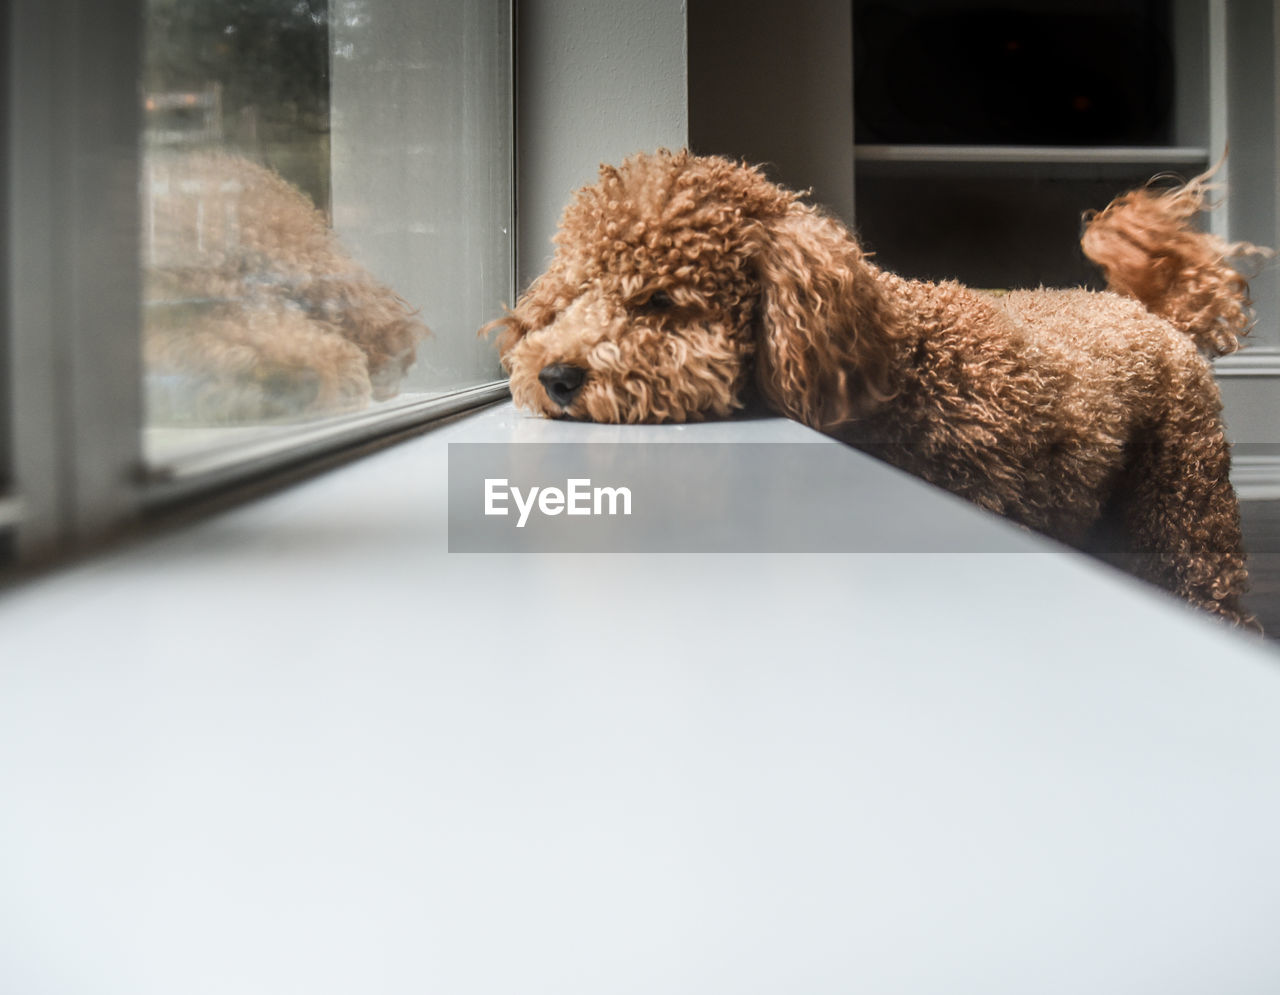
144 151 427 423
490 150 1267 628
1081 169 1272 357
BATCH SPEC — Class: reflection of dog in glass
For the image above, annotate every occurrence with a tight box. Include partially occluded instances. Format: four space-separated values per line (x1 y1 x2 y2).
144 151 427 422
492 150 1265 627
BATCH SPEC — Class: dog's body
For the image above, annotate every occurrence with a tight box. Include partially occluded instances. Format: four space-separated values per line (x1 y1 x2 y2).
492 151 1261 626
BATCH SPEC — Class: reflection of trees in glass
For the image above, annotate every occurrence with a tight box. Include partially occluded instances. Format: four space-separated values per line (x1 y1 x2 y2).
144 0 331 211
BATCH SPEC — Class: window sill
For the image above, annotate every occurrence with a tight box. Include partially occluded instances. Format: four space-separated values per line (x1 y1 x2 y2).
3 398 1271 658
3 401 1280 991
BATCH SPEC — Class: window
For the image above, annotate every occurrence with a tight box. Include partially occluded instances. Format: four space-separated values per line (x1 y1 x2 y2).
5 0 513 563
142 0 513 474
846 0 1279 387
851 0 1207 290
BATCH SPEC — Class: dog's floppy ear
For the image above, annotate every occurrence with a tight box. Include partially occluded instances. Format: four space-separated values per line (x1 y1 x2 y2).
751 205 901 429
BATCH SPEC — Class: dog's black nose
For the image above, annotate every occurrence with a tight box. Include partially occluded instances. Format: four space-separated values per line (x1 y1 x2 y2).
538 363 587 408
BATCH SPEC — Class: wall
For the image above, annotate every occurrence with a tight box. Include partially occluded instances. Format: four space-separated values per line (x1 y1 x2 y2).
515 0 689 290
687 0 854 224
1213 0 1280 496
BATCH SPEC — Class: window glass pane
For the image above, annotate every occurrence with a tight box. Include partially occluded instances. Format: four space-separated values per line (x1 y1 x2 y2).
142 0 511 464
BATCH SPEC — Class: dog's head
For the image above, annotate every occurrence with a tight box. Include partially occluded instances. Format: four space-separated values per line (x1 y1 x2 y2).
488 150 901 428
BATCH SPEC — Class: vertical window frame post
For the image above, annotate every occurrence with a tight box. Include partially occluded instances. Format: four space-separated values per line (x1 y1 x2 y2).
8 0 145 561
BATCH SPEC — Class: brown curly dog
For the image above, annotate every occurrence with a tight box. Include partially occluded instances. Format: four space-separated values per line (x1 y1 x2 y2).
490 150 1268 628
144 151 427 423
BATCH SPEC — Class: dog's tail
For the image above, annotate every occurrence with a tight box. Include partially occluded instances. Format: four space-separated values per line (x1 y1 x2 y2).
1081 170 1270 357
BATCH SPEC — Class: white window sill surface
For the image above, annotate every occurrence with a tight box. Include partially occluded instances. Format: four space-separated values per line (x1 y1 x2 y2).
3 401 1280 993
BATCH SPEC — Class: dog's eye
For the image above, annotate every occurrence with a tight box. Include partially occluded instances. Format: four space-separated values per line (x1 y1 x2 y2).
638 290 675 311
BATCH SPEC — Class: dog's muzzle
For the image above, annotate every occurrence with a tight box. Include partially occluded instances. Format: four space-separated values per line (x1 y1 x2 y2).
538 363 587 408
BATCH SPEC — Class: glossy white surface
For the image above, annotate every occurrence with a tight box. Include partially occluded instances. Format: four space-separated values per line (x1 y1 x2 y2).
3 402 1279 994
